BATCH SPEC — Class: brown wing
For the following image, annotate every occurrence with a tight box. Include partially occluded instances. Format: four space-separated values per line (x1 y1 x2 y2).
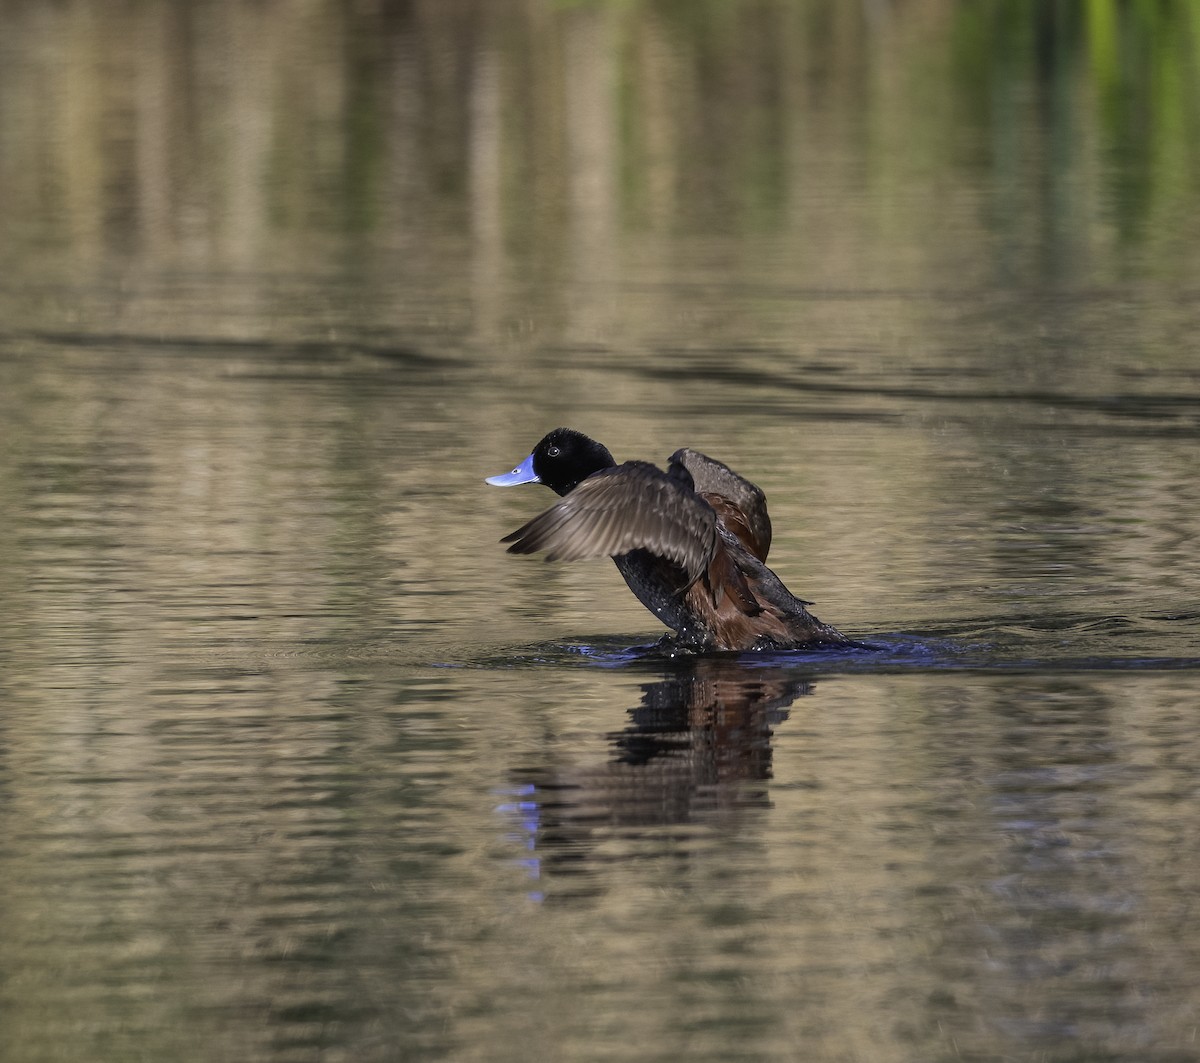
669 448 772 561
501 462 718 587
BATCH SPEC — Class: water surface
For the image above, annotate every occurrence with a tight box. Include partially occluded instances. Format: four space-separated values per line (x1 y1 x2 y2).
2 3 1200 1062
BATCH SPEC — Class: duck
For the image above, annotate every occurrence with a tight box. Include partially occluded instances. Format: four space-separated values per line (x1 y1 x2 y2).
485 428 853 651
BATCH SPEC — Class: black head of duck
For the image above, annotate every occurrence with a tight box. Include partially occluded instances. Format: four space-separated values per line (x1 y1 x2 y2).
486 428 852 652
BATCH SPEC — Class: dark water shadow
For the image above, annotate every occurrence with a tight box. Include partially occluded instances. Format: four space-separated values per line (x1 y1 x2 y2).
473 605 1200 676
496 655 815 902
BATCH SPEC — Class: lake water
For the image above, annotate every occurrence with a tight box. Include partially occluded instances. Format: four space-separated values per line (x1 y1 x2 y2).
2 3 1200 1061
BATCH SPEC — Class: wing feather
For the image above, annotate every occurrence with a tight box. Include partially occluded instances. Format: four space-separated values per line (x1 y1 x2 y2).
502 463 717 586
669 448 772 561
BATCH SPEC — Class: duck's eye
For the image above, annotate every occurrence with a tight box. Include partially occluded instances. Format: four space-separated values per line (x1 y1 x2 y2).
547 445 561 458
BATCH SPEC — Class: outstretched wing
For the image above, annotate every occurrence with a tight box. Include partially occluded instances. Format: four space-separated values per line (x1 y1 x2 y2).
669 448 772 561
501 462 718 587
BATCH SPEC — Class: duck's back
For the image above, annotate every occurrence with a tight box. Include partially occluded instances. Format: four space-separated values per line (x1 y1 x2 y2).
666 449 852 649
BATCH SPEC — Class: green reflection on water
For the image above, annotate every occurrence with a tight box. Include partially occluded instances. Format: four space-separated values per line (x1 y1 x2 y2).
1 1 1199 286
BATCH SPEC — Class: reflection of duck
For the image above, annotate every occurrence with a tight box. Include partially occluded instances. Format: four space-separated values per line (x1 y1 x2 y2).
612 658 810 779
486 428 853 651
501 658 816 898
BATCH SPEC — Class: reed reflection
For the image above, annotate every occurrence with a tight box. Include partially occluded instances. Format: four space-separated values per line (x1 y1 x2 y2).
503 657 816 898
